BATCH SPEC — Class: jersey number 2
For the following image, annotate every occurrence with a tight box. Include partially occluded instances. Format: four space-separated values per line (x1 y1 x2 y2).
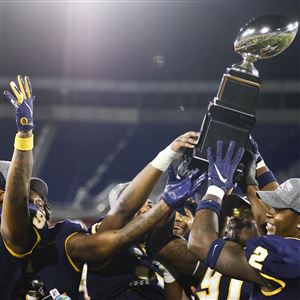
248 246 268 271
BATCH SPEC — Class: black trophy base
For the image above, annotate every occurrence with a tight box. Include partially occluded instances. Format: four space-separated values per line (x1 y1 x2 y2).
177 103 256 178
177 67 260 178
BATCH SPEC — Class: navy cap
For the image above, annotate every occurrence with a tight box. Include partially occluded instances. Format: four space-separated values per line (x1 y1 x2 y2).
30 177 48 199
222 193 250 217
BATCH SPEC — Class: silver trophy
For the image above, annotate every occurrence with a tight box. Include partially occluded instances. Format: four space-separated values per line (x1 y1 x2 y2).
233 15 298 76
178 14 299 177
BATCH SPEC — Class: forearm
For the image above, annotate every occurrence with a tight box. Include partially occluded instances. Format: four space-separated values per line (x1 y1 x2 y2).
245 163 278 234
107 142 182 228
102 132 197 231
256 165 279 191
1 131 33 250
188 193 220 262
189 211 218 257
114 164 163 222
70 200 171 266
159 238 201 278
117 199 171 245
147 210 175 253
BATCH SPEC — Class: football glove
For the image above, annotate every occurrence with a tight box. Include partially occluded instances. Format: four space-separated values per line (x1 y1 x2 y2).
207 140 244 192
4 75 35 132
162 165 206 211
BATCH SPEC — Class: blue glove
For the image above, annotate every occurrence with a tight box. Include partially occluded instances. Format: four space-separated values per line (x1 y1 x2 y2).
162 165 207 211
4 75 35 132
249 135 263 164
207 140 244 192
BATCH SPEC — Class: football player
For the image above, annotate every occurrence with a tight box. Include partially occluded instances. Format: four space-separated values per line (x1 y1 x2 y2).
160 193 258 300
194 194 257 300
29 129 201 299
188 140 300 299
160 197 198 300
1 75 48 299
79 132 205 299
4 76 85 299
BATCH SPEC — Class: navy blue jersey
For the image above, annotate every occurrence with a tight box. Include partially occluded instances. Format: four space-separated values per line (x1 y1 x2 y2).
0 235 29 299
31 220 86 299
245 235 300 299
87 219 164 300
195 267 253 300
0 205 44 299
29 203 49 234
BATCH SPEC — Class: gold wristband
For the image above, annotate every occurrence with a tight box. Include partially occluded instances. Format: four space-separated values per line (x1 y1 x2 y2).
14 134 34 151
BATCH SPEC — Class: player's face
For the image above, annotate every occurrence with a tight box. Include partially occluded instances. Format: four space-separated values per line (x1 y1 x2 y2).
173 208 194 237
266 207 300 237
134 200 154 217
29 189 46 217
225 208 259 246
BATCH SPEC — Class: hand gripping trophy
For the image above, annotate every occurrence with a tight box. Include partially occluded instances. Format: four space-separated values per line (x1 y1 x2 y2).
177 15 299 177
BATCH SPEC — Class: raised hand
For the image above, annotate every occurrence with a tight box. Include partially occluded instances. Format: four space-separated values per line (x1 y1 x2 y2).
4 75 35 132
207 140 244 192
249 135 264 164
151 131 200 172
169 131 199 155
162 165 206 210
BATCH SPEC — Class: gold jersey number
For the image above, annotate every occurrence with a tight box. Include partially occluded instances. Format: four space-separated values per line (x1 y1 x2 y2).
248 246 269 271
32 210 47 230
196 267 244 300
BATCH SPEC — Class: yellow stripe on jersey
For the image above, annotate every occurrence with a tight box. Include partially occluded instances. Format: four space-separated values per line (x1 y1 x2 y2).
65 232 82 273
260 272 286 296
3 227 41 258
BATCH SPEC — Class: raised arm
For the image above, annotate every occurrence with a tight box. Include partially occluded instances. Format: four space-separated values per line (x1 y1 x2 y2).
98 131 200 232
1 76 35 254
249 136 279 192
67 167 206 267
245 137 279 233
188 140 270 287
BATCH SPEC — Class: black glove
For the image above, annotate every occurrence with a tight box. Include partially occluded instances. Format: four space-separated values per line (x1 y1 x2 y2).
236 150 258 192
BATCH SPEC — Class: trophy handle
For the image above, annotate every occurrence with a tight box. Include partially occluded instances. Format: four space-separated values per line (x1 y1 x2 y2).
232 54 259 77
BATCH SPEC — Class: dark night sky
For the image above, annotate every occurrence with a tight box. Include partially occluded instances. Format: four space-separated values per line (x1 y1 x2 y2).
0 0 299 82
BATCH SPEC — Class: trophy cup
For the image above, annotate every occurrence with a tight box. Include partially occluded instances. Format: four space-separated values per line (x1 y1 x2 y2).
177 15 298 177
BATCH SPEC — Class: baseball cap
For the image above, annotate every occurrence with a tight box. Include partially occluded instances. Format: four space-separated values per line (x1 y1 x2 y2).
30 177 48 199
0 160 48 199
257 178 300 214
222 193 250 217
108 182 130 209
